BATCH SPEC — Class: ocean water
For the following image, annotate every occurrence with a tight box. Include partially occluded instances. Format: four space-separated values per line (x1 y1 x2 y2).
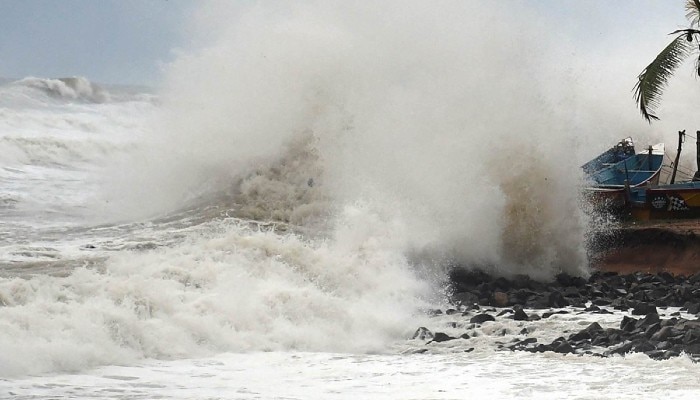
2 2 699 398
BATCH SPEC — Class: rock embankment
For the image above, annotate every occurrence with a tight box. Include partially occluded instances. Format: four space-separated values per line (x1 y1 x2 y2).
417 269 700 360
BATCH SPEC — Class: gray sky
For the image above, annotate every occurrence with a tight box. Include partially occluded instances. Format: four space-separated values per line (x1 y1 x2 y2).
0 1 691 86
0 0 197 85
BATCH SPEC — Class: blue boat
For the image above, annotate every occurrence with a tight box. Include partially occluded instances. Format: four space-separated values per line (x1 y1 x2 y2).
586 143 665 189
583 141 664 214
581 137 636 175
585 131 700 220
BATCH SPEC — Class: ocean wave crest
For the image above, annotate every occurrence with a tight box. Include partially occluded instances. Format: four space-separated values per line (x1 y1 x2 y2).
17 76 110 103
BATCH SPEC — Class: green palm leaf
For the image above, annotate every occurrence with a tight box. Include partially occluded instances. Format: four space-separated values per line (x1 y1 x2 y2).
634 34 694 122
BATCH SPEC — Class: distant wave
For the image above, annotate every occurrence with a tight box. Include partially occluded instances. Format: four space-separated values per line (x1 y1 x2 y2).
16 76 110 103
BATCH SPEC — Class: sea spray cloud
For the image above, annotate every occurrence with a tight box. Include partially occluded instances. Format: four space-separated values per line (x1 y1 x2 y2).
135 1 590 277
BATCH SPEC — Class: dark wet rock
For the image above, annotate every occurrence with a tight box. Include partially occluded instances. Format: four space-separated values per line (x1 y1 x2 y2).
430 332 456 343
507 337 538 351
511 274 532 289
527 296 550 309
412 327 434 340
445 308 460 315
620 316 636 332
643 323 661 338
548 291 569 308
632 340 656 353
607 341 634 356
651 326 678 342
556 273 574 287
493 277 511 291
686 343 700 354
469 313 495 324
445 268 700 361
686 303 700 314
452 291 479 307
460 333 471 340
528 313 541 321
542 310 569 319
552 340 575 354
632 303 657 316
513 307 529 321
637 312 660 328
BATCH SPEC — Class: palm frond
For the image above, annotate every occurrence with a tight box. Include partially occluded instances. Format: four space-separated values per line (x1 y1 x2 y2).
686 0 700 26
634 34 695 122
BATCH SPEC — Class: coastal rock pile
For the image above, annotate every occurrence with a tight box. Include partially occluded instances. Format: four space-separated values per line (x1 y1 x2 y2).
508 313 700 360
449 268 700 311
413 269 700 361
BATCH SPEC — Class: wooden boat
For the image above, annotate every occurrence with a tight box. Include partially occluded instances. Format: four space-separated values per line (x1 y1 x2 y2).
586 130 700 221
626 131 700 220
629 181 700 220
583 142 664 213
581 137 636 175
586 143 664 188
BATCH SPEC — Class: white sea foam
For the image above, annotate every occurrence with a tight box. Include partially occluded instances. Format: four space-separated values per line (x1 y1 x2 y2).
0 210 432 377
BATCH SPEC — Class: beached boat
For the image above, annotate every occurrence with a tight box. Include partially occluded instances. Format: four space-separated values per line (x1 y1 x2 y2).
626 131 700 220
585 131 700 221
586 142 664 188
581 137 636 175
628 181 700 220
583 141 664 213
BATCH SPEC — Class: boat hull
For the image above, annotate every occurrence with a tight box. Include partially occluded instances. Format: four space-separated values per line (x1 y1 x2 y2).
631 185 700 221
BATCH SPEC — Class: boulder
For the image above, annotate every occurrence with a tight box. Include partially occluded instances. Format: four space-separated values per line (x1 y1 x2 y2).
412 327 434 340
492 291 509 307
431 332 456 343
631 303 657 316
513 307 529 321
470 313 495 324
548 291 569 308
553 340 575 354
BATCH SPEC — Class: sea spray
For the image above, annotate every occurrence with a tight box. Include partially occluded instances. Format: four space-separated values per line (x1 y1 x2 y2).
105 1 593 276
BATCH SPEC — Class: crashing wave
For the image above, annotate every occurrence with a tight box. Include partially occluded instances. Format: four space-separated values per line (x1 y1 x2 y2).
16 76 110 103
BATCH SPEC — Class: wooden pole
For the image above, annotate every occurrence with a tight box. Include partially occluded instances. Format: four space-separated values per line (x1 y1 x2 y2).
670 130 685 184
694 131 700 181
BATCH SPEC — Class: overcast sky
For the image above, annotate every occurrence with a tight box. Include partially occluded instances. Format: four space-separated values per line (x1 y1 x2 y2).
0 0 197 85
0 1 691 86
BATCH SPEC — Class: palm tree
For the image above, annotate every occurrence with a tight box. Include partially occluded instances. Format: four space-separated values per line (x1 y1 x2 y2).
634 0 700 122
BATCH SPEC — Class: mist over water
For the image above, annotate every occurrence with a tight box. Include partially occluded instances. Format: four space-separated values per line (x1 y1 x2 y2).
110 1 595 277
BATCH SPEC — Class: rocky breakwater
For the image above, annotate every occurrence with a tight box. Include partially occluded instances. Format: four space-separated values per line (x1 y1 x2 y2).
411 269 700 361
